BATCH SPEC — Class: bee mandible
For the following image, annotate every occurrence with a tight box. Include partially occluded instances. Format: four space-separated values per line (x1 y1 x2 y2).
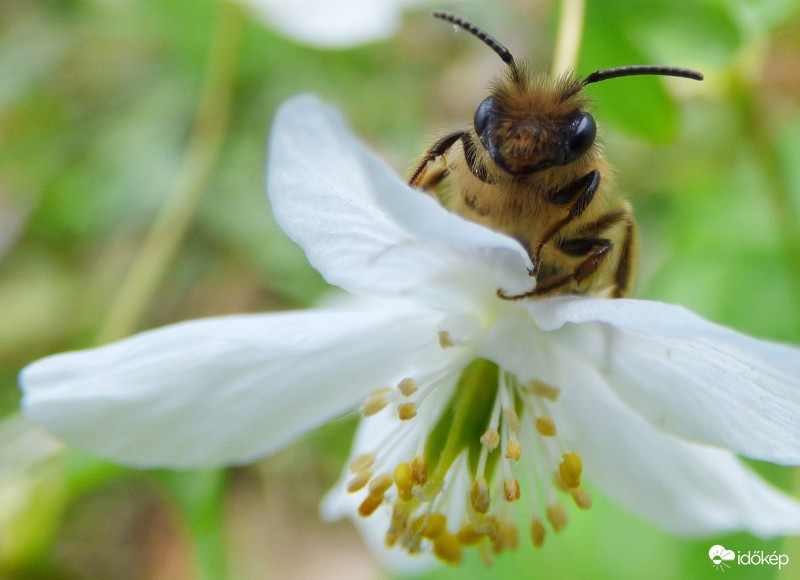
409 11 703 299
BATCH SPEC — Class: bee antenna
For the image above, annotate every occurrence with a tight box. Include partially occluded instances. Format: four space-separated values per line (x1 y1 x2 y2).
583 65 704 85
433 11 521 81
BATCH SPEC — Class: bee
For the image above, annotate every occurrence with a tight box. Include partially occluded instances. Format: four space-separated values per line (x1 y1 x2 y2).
409 12 703 299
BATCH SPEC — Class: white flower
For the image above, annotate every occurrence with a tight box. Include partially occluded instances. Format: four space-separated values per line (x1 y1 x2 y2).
234 0 447 48
19 95 800 567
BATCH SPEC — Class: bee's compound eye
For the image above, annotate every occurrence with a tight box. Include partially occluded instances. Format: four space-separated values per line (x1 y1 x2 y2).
564 112 596 164
474 96 495 135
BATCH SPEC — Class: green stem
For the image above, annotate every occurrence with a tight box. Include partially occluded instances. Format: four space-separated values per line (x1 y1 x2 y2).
551 0 585 76
96 2 245 344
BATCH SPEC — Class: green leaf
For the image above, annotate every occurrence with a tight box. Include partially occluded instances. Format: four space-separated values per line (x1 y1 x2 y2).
580 2 680 142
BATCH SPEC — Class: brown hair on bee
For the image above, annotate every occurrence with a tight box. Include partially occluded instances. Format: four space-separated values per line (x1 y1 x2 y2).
409 11 702 300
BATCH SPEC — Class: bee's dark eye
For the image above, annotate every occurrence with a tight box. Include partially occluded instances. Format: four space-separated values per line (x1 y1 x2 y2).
474 96 495 135
564 112 596 164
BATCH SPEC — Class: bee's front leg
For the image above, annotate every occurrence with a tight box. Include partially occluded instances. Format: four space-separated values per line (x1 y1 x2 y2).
408 131 465 188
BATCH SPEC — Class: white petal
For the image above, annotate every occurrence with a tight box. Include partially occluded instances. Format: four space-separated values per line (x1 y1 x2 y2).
527 296 800 465
267 95 533 310
20 304 449 468
236 0 399 48
550 360 800 537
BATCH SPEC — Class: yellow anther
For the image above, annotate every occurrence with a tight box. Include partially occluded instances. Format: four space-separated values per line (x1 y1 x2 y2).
368 473 394 497
530 518 546 548
505 440 522 461
504 522 520 551
546 502 569 533
409 515 425 535
470 478 491 514
571 487 592 510
438 330 454 348
504 408 520 432
358 493 384 517
433 532 463 564
480 428 500 451
535 415 557 437
410 457 428 486
394 463 414 501
503 478 521 501
362 387 392 416
398 402 417 420
491 519 519 553
528 379 561 401
397 378 418 397
346 471 371 493
559 452 583 489
456 523 484 545
416 513 447 539
349 453 375 474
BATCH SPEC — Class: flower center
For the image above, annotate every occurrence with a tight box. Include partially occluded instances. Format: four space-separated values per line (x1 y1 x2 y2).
351 358 590 564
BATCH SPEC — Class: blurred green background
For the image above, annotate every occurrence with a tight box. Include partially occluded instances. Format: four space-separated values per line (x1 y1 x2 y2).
2 0 800 578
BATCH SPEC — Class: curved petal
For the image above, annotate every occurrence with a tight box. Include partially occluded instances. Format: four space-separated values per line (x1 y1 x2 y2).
527 296 800 465
20 303 451 468
267 95 534 310
239 0 399 48
551 359 800 537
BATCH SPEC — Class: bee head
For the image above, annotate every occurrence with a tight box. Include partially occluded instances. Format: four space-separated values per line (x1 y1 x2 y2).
473 93 597 176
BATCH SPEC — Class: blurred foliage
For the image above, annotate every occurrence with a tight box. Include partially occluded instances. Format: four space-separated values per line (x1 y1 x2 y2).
1 0 800 578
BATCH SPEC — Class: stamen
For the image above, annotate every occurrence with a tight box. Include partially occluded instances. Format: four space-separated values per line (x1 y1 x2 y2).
527 379 561 401
347 471 372 493
397 378 418 397
491 518 519 553
433 532 463 564
546 502 569 532
470 478 491 513
358 493 384 517
571 487 592 510
504 408 520 432
411 457 428 486
559 452 583 489
438 330 454 348
505 440 522 460
456 523 485 545
418 513 447 539
530 518 546 547
349 453 375 474
398 402 417 420
394 462 414 501
362 387 393 416
535 415 557 436
480 428 500 451
368 473 394 496
503 478 521 501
